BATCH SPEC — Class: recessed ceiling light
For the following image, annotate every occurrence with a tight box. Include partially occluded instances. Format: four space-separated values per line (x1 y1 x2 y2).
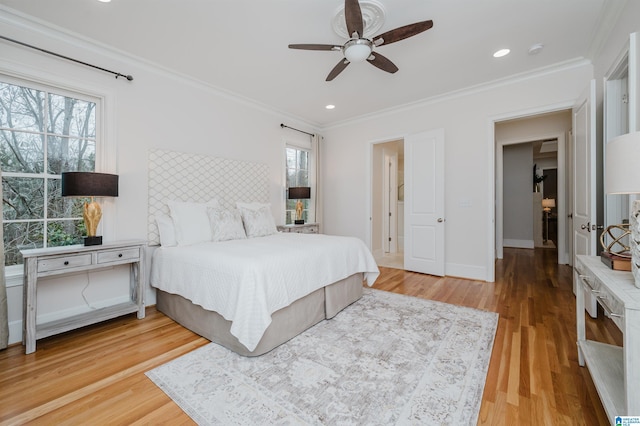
493 48 510 58
98 0 111 3
325 104 335 110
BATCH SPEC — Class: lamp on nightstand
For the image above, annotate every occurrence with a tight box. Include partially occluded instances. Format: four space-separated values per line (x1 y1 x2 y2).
605 131 640 287
62 172 119 246
542 198 555 243
288 186 311 225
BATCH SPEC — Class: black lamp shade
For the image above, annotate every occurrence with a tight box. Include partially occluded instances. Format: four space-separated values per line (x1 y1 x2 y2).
61 172 119 197
288 186 311 200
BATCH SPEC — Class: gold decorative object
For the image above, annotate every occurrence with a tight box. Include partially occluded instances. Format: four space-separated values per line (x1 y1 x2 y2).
599 223 631 258
295 200 304 222
83 197 102 237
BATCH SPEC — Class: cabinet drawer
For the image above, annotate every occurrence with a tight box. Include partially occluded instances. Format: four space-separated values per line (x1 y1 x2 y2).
38 253 92 273
97 247 140 264
594 285 625 329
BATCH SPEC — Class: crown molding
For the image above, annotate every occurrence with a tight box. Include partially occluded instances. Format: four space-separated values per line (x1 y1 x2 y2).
320 57 592 131
0 5 320 132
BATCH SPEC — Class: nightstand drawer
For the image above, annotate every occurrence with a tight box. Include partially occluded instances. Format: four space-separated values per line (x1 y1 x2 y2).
97 247 140 264
277 223 319 234
594 285 624 329
37 253 92 273
295 225 318 234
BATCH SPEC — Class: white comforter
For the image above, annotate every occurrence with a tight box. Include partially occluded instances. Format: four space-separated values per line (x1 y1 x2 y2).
150 232 379 351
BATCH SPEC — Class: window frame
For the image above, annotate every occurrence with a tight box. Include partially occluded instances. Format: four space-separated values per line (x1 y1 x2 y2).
284 141 316 225
0 71 115 284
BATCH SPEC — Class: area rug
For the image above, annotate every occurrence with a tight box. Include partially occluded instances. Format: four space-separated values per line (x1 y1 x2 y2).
146 289 498 425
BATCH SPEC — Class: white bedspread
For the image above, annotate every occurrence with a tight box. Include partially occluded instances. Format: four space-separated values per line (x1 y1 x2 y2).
150 232 379 351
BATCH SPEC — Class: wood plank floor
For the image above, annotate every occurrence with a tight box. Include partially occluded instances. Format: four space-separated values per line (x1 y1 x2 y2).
0 248 620 425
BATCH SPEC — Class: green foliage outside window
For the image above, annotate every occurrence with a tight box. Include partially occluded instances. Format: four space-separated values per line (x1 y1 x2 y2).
1 80 96 266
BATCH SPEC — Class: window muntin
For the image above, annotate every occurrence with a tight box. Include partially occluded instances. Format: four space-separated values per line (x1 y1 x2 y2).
285 146 312 225
1 79 97 266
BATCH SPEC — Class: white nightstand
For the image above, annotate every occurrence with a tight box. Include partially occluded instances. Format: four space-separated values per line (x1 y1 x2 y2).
20 239 147 354
277 222 320 234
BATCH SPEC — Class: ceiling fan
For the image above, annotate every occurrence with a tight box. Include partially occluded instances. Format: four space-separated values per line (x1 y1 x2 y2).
288 0 433 81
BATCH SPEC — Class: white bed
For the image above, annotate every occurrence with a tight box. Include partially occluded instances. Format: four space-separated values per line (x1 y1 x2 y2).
151 232 379 353
147 149 379 356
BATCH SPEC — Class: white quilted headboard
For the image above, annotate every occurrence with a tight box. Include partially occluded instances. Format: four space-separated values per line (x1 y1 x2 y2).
147 149 270 245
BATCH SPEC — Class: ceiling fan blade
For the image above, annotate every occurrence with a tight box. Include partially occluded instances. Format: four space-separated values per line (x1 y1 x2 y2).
373 20 433 46
326 59 350 81
288 44 341 51
367 52 399 74
344 0 364 38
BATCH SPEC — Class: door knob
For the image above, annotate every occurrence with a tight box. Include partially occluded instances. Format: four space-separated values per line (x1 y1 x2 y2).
437 218 444 223
581 224 587 229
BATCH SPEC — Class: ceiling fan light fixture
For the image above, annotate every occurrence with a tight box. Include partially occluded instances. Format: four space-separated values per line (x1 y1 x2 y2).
344 39 373 63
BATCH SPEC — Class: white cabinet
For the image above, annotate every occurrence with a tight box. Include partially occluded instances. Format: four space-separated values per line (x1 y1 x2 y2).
574 255 640 422
21 240 147 354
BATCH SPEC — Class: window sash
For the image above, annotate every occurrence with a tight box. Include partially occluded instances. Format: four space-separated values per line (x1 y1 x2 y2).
1 75 100 266
285 145 315 225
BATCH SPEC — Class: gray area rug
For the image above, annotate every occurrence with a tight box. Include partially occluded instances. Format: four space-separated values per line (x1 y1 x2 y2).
146 289 498 425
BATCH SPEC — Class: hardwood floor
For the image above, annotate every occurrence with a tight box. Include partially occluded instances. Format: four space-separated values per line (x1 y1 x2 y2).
0 248 620 425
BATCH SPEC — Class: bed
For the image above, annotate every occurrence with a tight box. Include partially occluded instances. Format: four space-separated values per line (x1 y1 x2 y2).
147 149 380 356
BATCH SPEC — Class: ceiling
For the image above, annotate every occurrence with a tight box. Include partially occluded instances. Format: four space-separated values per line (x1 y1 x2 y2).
0 0 621 128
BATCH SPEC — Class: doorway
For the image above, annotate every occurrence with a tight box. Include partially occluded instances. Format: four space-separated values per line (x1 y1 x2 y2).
495 110 571 265
371 140 404 269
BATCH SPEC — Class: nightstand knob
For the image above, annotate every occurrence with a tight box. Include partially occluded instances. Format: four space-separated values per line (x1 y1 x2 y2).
64 261 69 265
118 253 123 258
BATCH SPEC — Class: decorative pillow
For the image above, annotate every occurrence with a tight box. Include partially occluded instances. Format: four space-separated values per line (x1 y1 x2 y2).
208 208 246 242
167 199 220 245
236 202 277 238
155 213 177 247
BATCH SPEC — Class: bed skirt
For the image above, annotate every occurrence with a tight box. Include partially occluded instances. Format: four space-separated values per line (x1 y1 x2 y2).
156 273 364 356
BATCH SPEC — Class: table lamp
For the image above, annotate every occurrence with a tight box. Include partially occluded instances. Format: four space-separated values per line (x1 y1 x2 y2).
61 172 119 246
288 186 311 225
605 131 640 287
542 198 555 243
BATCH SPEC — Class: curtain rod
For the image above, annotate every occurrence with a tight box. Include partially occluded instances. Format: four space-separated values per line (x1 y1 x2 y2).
0 35 134 81
280 123 314 137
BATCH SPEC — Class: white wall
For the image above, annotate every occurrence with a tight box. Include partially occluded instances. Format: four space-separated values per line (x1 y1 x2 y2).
322 63 593 281
503 143 533 247
1 10 315 344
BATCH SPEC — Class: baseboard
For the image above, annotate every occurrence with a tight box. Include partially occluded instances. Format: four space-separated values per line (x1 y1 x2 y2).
6 295 131 345
445 262 488 281
503 239 534 249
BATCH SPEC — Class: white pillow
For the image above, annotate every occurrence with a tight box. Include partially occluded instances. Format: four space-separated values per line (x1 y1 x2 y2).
236 202 277 238
167 199 220 245
155 213 177 247
208 208 246 242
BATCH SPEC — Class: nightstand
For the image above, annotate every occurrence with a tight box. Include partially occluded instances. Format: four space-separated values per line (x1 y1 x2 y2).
277 222 320 234
21 239 147 354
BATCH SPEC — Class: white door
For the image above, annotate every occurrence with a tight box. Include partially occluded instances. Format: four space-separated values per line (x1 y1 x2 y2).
404 129 445 275
573 79 598 317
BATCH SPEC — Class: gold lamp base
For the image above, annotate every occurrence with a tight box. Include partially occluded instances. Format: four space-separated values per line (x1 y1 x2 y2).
83 198 103 246
295 199 304 224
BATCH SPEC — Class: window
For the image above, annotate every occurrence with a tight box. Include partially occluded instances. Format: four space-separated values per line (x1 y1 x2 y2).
285 145 313 224
1 78 98 266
